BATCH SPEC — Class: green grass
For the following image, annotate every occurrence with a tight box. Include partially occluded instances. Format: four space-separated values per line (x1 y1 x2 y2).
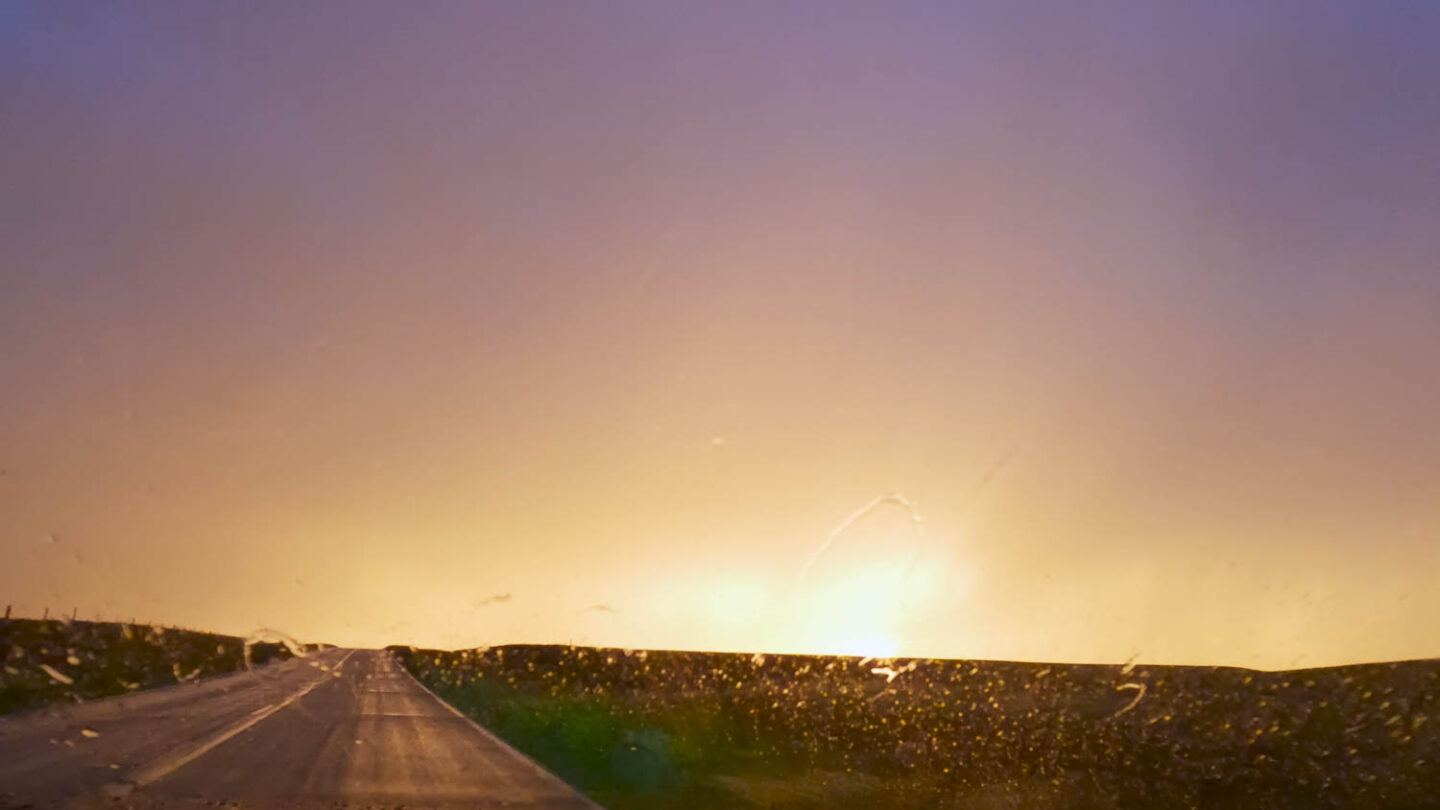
398 644 1440 810
424 675 815 809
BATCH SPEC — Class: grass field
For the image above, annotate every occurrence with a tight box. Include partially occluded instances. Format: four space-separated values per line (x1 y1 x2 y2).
1 618 297 715
397 645 1440 810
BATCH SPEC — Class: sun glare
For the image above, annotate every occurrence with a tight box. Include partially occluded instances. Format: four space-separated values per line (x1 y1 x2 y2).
797 564 918 658
835 634 899 659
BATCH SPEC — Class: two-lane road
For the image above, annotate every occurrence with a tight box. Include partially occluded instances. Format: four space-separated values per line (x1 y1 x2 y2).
0 649 599 809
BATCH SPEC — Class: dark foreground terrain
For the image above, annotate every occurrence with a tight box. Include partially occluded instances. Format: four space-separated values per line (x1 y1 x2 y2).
397 645 1439 810
1 618 297 715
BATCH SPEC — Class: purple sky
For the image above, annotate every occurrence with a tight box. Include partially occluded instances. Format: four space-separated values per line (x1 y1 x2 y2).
3 2 1438 665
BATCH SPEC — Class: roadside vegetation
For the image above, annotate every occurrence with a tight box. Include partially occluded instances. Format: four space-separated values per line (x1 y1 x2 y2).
1 617 296 715
397 644 1439 810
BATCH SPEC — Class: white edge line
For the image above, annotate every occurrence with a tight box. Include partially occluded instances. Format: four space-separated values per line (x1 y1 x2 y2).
393 652 607 810
121 649 356 789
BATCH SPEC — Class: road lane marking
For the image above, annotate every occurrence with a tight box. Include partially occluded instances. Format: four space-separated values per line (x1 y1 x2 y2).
395 654 605 809
107 649 356 793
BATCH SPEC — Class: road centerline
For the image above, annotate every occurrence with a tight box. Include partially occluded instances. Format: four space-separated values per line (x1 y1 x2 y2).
109 649 356 793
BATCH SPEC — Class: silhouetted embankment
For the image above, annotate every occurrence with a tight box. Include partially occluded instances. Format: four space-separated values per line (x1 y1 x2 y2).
1 618 300 715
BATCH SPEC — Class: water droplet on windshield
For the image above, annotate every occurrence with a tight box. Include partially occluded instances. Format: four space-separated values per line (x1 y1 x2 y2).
1112 682 1146 718
798 493 927 582
38 663 73 685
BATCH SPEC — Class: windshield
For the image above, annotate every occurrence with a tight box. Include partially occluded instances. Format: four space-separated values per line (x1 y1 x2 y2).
2 3 1437 809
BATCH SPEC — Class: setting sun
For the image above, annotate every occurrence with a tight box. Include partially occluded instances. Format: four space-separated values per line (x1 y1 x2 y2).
834 634 899 660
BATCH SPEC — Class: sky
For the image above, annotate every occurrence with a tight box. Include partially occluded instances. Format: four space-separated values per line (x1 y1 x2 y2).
2 1 1438 668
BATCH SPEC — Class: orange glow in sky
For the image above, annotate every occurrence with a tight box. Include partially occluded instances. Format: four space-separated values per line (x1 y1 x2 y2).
3 3 1439 668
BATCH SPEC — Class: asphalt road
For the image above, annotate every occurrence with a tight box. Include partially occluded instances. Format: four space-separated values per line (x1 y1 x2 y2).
0 649 600 810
